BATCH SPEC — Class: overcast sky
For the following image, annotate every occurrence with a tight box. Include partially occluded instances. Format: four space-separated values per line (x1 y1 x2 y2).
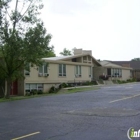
41 0 140 60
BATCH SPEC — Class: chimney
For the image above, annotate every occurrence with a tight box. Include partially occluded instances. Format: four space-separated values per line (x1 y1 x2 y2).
74 49 92 55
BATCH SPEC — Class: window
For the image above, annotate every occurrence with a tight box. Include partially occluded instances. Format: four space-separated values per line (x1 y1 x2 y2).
111 68 122 77
25 84 30 91
44 63 47 74
72 58 77 62
75 65 81 77
38 63 48 76
37 84 43 91
25 83 43 92
111 69 114 76
119 69 122 77
39 66 43 74
59 64 66 76
30 84 37 90
25 63 30 76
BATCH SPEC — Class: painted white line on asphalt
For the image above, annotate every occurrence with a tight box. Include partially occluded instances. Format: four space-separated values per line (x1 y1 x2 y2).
11 132 40 140
109 94 140 103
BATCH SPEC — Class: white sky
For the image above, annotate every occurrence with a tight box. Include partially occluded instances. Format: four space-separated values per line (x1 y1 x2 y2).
9 0 140 60
40 0 140 60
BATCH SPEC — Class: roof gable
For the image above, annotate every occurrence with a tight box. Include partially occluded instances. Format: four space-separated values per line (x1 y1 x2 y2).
100 61 122 68
42 54 101 66
100 60 132 70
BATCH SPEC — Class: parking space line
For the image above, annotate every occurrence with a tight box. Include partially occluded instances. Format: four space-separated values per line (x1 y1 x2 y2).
11 132 40 140
109 94 140 103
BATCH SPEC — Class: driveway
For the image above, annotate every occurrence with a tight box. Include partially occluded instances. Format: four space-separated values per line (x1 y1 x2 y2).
0 83 140 140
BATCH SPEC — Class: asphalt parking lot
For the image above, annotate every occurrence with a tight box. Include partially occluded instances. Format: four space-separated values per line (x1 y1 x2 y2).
0 83 140 140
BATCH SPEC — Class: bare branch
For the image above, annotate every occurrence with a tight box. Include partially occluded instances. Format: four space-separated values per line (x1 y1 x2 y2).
17 0 34 22
19 0 26 15
13 0 19 30
5 7 11 21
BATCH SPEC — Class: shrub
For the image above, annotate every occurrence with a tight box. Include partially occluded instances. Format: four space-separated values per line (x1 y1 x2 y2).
30 90 38 95
83 81 90 85
117 80 121 84
61 83 68 88
59 84 62 89
117 80 127 84
132 78 137 82
91 81 98 85
37 90 43 94
122 80 127 83
67 83 72 87
26 91 31 96
82 81 97 85
127 79 136 82
49 86 56 93
127 79 131 82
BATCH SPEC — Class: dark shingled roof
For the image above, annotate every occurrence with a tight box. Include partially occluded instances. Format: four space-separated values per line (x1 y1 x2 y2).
110 61 140 70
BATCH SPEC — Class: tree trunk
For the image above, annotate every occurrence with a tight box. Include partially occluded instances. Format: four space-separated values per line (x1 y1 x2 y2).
0 86 5 98
5 79 12 99
0 80 5 98
1 86 5 98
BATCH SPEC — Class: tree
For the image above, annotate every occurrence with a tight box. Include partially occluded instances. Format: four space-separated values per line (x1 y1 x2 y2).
45 45 56 57
59 48 72 56
131 58 140 61
0 67 6 98
0 0 53 98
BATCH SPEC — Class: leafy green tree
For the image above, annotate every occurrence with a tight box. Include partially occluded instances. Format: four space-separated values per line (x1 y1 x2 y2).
59 48 72 56
131 58 140 61
0 0 53 98
45 45 56 57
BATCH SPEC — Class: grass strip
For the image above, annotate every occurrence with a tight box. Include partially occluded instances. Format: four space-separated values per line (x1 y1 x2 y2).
0 87 99 102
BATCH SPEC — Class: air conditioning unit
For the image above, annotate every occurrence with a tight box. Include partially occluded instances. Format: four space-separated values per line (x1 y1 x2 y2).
38 73 43 77
44 73 49 77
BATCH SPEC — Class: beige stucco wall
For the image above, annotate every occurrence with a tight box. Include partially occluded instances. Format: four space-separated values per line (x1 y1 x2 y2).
44 83 60 92
121 69 131 80
111 69 131 81
24 63 92 93
64 59 72 62
25 64 91 84
18 80 24 95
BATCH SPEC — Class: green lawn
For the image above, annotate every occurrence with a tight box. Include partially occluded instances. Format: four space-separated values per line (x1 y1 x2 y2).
0 87 99 102
65 87 99 93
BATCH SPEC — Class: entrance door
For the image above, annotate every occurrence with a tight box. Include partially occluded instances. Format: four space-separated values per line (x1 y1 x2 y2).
10 80 18 95
107 68 111 76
